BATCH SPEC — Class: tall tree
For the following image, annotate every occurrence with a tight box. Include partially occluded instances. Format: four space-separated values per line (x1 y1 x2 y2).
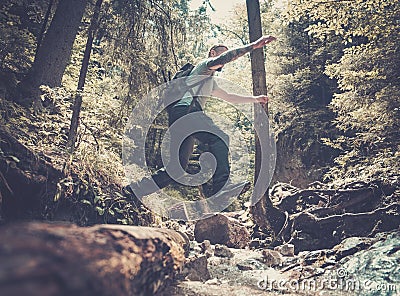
246 0 286 234
21 0 88 103
67 0 103 152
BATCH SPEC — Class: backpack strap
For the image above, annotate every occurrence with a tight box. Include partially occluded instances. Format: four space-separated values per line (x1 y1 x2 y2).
164 75 211 113
186 76 211 113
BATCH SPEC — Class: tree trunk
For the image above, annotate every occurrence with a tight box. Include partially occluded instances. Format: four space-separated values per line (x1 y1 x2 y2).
21 0 88 103
246 0 286 234
35 0 55 56
67 0 103 151
0 222 188 296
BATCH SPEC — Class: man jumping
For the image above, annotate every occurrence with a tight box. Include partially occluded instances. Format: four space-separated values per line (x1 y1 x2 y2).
126 35 276 207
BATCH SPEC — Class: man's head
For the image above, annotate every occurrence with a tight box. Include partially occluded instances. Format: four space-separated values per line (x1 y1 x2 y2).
208 44 228 57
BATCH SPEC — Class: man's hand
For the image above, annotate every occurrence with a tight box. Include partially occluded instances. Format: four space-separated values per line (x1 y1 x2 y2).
252 35 277 49
254 95 269 104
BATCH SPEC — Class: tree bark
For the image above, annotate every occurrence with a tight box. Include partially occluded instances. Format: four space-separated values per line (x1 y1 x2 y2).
0 127 63 222
0 222 188 296
21 0 88 103
284 204 400 252
269 181 400 252
67 0 103 151
246 0 286 234
35 0 55 56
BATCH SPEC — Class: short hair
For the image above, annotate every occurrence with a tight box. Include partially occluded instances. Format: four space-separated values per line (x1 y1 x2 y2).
208 44 228 57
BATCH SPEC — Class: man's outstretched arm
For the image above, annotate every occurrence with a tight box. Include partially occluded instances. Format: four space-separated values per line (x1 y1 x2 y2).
207 35 276 70
212 87 269 104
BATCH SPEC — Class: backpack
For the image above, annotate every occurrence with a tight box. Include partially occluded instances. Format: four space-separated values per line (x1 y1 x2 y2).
171 62 195 80
162 63 209 113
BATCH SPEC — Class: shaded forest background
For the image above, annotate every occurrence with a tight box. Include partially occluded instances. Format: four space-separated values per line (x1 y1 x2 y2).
0 0 398 225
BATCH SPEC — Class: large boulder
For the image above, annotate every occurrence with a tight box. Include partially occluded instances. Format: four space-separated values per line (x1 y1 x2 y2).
194 213 250 248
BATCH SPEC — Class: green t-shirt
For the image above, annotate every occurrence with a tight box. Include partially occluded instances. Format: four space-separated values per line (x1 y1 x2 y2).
174 58 220 109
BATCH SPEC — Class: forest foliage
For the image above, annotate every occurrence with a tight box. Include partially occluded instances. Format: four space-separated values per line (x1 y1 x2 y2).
0 0 398 223
266 0 399 185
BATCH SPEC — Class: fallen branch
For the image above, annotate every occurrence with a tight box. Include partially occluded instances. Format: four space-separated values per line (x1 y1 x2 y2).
0 222 188 296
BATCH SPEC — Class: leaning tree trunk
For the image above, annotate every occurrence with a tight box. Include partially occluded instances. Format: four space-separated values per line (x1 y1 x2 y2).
0 222 188 296
67 0 103 152
20 0 88 104
246 0 286 234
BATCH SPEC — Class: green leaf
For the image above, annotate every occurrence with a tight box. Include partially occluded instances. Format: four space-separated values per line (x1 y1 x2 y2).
54 191 61 202
96 206 105 215
8 155 20 163
117 218 128 225
81 199 92 206
94 194 101 204
54 193 61 202
115 207 124 214
114 191 125 198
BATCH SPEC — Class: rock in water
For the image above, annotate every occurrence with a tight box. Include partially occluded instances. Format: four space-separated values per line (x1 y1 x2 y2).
194 213 250 248
261 249 283 267
182 255 211 281
274 244 295 257
214 244 234 258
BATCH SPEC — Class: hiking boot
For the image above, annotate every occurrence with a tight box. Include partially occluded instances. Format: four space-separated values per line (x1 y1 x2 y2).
167 202 189 221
